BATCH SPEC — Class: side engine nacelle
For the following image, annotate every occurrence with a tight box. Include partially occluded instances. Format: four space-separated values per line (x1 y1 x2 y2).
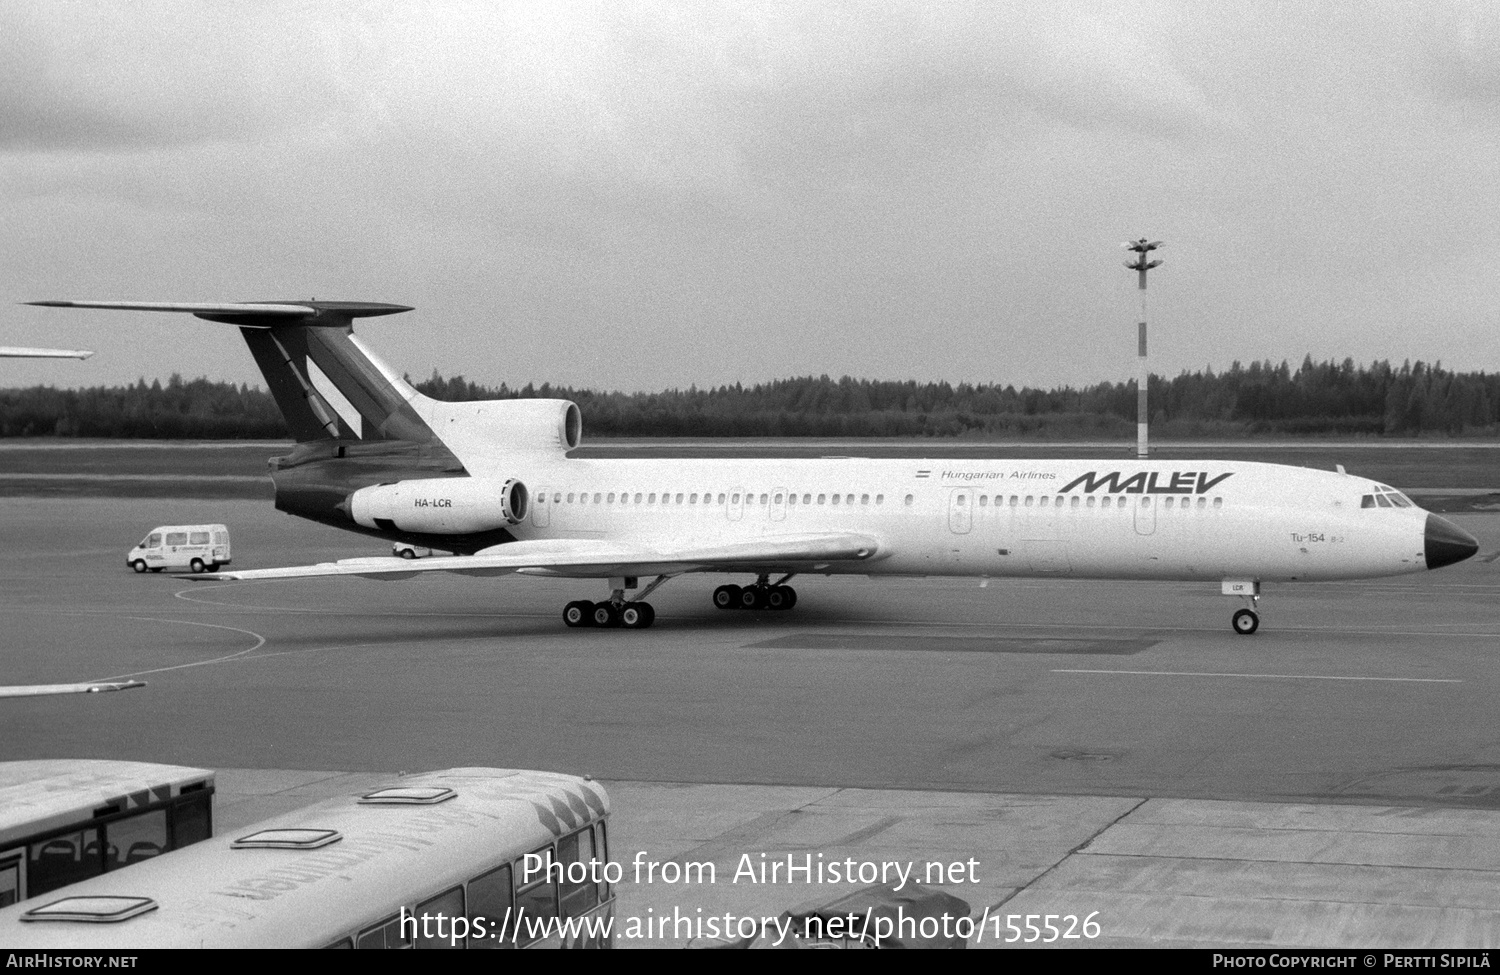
349 477 528 534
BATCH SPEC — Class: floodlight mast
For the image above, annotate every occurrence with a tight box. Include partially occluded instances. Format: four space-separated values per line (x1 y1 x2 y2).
1123 238 1163 459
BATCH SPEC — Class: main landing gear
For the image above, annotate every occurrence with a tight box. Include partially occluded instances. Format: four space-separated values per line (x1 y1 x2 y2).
713 574 798 612
562 575 671 629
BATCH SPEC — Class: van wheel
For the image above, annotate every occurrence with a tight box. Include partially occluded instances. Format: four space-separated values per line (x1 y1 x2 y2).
398 548 416 559
131 560 147 574
190 558 206 573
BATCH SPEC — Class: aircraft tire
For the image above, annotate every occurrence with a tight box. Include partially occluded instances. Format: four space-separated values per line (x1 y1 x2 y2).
591 602 621 627
190 558 206 574
563 601 592 628
1232 609 1259 635
131 560 147 574
739 586 764 610
765 586 792 610
782 586 797 609
713 585 741 610
621 603 655 629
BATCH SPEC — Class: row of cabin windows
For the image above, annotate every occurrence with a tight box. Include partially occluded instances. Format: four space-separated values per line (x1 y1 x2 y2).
11 792 213 902
538 491 886 507
534 491 1225 511
952 494 1226 510
338 821 608 950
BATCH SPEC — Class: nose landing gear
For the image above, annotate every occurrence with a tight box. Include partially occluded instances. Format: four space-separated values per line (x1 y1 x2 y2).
1223 579 1261 635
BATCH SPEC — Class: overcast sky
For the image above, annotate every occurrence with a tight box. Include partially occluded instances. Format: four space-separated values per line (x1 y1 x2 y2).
3 1 1497 395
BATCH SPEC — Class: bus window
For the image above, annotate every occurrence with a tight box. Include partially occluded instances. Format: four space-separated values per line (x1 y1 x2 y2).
28 829 102 897
557 831 598 917
467 863 513 950
356 913 411 949
415 887 465 949
107 808 167 867
515 846 557 942
172 792 212 846
595 822 610 900
0 854 19 908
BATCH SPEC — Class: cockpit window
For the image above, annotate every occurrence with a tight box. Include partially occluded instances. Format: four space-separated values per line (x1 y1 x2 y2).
1361 495 1375 509
1375 494 1392 508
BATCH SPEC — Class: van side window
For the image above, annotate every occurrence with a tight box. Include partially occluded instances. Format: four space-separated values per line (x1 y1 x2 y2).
165 533 187 546
189 532 210 545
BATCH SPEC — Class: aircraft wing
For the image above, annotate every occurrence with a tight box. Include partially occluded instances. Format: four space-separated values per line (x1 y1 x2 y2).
0 346 94 359
195 534 883 582
0 681 145 698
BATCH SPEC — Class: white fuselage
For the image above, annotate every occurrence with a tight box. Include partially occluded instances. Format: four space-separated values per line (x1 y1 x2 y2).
474 456 1428 584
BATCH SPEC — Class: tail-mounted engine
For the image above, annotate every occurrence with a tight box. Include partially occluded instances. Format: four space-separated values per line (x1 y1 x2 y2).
348 477 528 534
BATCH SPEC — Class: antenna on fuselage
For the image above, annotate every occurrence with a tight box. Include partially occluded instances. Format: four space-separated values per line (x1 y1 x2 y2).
1123 238 1163 459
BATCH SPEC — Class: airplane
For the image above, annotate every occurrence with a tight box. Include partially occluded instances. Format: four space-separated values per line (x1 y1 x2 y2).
0 346 93 359
29 299 1480 634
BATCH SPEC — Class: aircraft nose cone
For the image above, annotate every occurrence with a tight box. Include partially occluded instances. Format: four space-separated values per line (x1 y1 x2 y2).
1425 513 1479 570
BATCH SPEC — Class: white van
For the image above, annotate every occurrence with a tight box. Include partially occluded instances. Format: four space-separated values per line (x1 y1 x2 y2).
127 524 231 574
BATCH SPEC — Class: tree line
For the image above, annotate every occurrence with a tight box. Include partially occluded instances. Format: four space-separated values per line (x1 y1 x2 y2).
3 357 1497 439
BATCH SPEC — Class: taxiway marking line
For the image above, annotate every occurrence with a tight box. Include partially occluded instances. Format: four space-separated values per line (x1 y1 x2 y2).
92 618 268 681
1053 669 1461 683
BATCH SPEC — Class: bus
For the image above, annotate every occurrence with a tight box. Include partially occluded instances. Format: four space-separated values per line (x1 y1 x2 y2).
0 767 614 949
0 760 215 908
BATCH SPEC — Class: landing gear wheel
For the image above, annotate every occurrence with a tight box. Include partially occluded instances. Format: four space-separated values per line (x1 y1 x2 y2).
563 601 593 628
739 586 765 610
1232 608 1260 635
765 586 793 610
713 585 742 610
621 603 656 629
131 560 147 574
590 602 621 627
189 558 206 574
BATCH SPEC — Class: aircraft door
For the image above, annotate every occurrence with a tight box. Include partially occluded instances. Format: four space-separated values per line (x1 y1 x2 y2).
728 486 744 522
533 487 551 527
948 489 973 534
1134 495 1157 536
771 487 788 522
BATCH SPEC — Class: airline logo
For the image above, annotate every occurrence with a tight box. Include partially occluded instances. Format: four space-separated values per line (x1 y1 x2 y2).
1060 471 1234 495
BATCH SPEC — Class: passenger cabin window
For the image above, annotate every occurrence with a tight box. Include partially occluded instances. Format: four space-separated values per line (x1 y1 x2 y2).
107 808 168 867
593 493 601 503
557 830 599 918
819 494 828 505
1213 497 1223 508
717 493 726 504
415 887 465 949
515 846 558 940
356 914 411 949
904 494 913 506
165 533 187 546
634 493 642 504
831 494 840 505
189 532 210 544
468 863 513 949
803 494 812 504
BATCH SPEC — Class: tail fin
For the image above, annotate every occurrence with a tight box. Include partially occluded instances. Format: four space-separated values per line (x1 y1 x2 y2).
27 300 431 444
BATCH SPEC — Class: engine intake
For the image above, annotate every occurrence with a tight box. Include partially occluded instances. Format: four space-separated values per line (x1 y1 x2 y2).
349 477 528 534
